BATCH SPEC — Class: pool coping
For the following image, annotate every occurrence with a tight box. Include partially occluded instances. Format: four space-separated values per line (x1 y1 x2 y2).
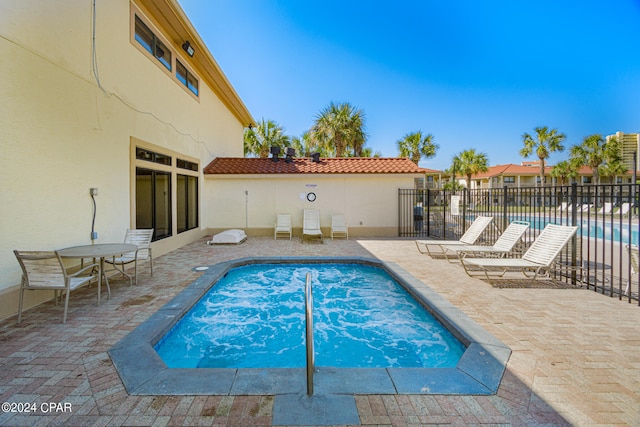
108 256 511 396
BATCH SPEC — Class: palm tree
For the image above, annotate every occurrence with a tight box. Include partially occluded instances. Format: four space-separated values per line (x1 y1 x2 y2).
243 118 289 158
520 126 566 186
598 136 627 183
396 131 438 165
549 160 577 185
570 134 625 184
311 102 366 157
453 149 489 189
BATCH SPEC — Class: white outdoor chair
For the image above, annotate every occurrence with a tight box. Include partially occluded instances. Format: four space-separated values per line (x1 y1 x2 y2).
415 216 494 257
597 202 613 215
104 229 153 285
331 214 348 240
14 250 99 324
616 203 631 217
274 214 292 240
302 209 323 243
460 224 579 283
626 244 638 296
440 220 530 263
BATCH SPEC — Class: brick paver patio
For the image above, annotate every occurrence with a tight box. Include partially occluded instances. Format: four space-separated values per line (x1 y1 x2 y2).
0 236 638 426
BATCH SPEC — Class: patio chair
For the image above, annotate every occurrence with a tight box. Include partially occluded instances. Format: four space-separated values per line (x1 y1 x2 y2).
440 220 530 263
274 214 292 240
302 209 323 243
104 228 153 285
415 215 494 257
330 214 348 240
597 202 613 215
626 244 638 296
460 223 579 283
13 250 99 324
616 203 631 217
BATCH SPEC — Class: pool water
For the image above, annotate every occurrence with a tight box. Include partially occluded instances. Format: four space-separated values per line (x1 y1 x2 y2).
155 263 465 369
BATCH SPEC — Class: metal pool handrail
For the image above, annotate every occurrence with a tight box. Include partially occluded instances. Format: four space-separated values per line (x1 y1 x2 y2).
305 272 314 395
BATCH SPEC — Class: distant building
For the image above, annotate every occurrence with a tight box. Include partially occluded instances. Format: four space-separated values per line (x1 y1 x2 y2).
607 131 640 171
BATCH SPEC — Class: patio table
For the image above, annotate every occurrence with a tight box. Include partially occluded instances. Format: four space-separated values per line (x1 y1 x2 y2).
58 243 138 305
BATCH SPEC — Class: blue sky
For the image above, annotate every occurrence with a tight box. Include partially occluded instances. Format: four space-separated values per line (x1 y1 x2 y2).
178 0 640 170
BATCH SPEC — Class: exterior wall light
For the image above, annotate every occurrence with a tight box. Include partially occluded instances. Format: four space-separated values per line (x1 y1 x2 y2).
182 41 194 57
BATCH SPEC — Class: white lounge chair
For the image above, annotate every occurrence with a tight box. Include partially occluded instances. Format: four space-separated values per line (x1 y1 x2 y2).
597 202 613 215
626 244 638 296
616 203 631 217
440 220 530 262
274 214 292 240
104 228 153 285
14 250 99 324
330 214 348 240
302 209 323 243
460 223 578 283
415 216 494 257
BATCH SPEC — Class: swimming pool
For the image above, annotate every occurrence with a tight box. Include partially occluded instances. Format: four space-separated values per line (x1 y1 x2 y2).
108 257 511 395
510 215 639 245
155 263 465 369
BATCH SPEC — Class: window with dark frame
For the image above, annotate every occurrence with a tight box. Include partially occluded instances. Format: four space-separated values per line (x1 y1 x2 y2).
134 15 171 71
176 60 199 96
136 168 172 241
177 174 198 233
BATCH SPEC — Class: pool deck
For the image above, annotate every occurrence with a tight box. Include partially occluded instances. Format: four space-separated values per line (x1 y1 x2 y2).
1 236 639 426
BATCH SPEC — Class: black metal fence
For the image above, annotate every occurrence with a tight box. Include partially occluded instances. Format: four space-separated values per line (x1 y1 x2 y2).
399 183 639 304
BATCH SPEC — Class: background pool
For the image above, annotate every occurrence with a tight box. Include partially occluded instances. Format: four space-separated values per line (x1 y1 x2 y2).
155 263 465 369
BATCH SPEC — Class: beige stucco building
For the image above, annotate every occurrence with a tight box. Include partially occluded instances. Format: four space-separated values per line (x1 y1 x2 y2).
204 157 427 237
0 0 428 321
0 0 254 320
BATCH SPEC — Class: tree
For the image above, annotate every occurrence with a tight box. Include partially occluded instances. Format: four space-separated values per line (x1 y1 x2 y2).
453 149 489 189
570 134 625 184
550 160 577 185
396 131 438 165
598 136 627 183
520 126 566 186
243 119 289 158
311 102 366 157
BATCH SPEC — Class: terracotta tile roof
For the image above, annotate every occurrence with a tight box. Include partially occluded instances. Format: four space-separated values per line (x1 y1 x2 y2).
203 157 430 175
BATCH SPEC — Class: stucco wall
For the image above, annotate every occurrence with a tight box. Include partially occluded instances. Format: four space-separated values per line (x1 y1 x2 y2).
0 0 245 320
205 174 417 237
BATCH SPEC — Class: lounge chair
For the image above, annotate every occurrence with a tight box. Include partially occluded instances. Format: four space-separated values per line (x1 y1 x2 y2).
597 202 613 215
274 214 292 240
440 220 530 262
626 244 638 296
13 250 99 323
302 209 323 243
330 214 348 240
104 228 153 285
616 203 631 217
415 216 494 256
460 223 578 283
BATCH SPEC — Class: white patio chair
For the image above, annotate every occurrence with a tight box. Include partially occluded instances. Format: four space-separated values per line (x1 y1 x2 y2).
331 214 348 240
302 209 323 243
415 216 494 257
616 203 631 217
441 220 530 263
626 244 638 296
460 224 579 283
104 228 154 285
274 214 292 240
597 202 613 215
14 250 99 324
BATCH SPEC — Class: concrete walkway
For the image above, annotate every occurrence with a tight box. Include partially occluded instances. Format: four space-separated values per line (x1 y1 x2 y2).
0 237 638 426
